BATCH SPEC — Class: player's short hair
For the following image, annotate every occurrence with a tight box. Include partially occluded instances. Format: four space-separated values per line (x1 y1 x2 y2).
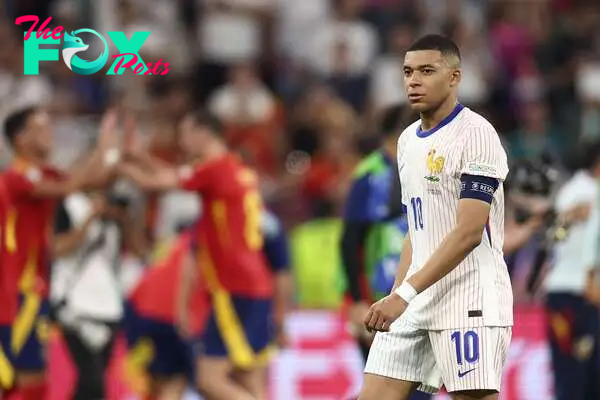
189 110 224 137
380 104 415 137
4 106 38 146
406 34 461 67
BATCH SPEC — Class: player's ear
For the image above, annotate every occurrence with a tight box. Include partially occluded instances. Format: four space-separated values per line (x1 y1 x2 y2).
449 69 461 88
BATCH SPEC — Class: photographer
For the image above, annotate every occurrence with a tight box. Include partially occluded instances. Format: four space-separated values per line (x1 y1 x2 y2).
50 190 145 400
503 155 561 280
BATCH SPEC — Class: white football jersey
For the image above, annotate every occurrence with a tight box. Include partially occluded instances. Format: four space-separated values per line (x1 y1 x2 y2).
397 105 513 330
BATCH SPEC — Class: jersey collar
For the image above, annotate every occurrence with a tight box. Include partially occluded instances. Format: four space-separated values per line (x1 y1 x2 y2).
416 103 464 138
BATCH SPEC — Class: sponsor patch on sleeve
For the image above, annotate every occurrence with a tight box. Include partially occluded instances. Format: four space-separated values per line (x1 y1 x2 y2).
467 162 497 175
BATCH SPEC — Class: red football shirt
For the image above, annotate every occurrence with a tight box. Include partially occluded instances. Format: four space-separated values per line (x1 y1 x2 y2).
1 159 63 298
0 178 16 324
129 233 209 335
178 154 274 298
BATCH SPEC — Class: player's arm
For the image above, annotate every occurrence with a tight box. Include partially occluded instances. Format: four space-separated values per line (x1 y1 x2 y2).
176 245 197 337
120 160 215 193
391 228 412 292
403 125 509 297
263 217 293 343
340 175 372 303
406 187 494 293
118 161 179 192
125 150 172 173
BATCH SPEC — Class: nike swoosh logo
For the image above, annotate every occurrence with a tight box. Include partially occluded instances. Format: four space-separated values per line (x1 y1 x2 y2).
457 368 476 378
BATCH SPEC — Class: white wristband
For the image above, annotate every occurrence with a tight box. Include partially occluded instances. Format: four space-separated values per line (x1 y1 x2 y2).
394 282 418 303
104 148 121 166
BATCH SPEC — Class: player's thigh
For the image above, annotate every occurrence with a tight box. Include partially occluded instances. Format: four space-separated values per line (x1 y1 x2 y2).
203 292 274 369
451 390 499 400
428 326 512 394
361 317 440 400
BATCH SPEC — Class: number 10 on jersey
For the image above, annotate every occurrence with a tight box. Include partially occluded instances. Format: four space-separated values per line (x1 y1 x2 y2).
410 197 424 230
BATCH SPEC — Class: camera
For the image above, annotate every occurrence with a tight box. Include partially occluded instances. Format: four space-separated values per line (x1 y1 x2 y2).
506 154 565 242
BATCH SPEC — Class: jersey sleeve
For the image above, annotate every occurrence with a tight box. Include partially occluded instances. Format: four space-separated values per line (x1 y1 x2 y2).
460 124 509 181
261 212 290 272
177 163 216 192
397 130 411 210
343 175 372 222
2 168 41 198
582 202 600 270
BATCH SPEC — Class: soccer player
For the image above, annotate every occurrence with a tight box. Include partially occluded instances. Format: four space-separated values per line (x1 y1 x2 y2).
118 110 274 400
0 107 118 400
544 142 600 400
124 227 208 400
341 105 410 356
0 177 16 395
360 35 512 400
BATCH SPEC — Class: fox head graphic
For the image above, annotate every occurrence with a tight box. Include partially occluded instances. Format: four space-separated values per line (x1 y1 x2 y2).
62 31 89 70
61 29 109 75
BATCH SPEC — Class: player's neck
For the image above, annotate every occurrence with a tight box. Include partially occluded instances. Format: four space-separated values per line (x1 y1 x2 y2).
14 150 44 166
420 97 459 131
202 142 228 161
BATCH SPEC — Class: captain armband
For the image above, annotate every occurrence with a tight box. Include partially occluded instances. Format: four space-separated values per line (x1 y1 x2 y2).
459 174 499 204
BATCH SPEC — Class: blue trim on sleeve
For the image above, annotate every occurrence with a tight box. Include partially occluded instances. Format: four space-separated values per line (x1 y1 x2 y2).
343 175 372 222
401 204 408 213
460 174 499 204
416 103 464 138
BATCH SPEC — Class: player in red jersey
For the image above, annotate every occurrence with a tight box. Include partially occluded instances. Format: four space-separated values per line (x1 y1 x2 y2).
119 111 275 400
0 176 16 395
0 107 119 400
123 227 209 400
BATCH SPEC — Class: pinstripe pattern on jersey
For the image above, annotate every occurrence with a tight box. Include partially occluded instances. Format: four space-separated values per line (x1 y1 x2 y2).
397 106 513 330
365 317 442 394
365 317 512 393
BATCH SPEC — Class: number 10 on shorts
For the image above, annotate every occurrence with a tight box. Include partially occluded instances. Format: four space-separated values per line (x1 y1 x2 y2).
451 330 479 365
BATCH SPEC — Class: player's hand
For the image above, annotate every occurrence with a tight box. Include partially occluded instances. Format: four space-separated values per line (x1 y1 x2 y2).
364 293 408 333
349 301 370 337
98 108 120 151
90 194 107 218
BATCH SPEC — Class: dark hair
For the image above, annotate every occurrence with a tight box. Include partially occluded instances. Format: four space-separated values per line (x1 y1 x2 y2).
380 104 410 137
407 34 461 64
4 107 38 146
189 110 224 137
578 140 600 171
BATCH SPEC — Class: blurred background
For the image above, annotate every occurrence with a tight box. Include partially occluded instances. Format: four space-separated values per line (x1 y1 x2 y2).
1 0 600 399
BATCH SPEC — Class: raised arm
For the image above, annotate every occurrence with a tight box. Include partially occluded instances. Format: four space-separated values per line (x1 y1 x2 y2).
118 161 179 192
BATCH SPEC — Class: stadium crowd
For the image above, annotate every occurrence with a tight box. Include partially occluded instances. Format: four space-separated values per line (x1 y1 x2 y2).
0 0 599 399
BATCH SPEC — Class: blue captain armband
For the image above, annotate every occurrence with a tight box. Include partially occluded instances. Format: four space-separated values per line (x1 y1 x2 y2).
460 174 499 204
